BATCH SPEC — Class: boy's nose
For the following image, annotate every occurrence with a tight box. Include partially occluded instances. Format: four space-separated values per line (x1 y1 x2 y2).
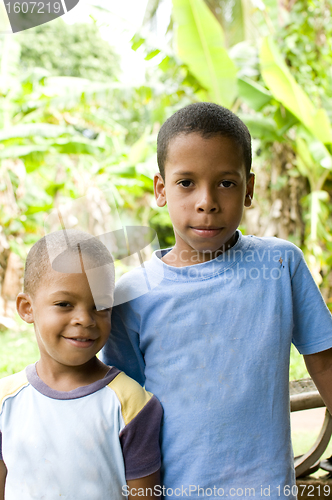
71 308 96 328
196 189 219 213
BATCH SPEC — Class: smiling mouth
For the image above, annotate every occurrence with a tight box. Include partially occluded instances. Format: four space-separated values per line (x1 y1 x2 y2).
64 337 96 348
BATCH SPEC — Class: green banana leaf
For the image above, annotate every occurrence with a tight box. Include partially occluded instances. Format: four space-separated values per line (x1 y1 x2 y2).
0 124 72 141
273 107 298 135
239 113 280 142
172 0 237 108
0 144 49 159
237 77 272 111
260 36 332 144
52 138 105 155
296 134 331 190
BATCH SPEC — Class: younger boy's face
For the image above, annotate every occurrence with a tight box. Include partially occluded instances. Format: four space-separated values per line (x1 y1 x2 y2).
154 133 254 266
18 267 113 371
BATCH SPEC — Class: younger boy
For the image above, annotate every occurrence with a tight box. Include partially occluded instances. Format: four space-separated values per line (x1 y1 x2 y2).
102 102 332 499
0 229 162 500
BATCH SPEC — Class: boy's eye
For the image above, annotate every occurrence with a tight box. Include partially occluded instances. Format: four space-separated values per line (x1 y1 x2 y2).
56 302 71 308
220 180 234 188
178 180 192 188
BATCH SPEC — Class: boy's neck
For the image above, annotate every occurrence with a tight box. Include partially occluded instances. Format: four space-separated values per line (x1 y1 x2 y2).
161 232 239 267
35 356 110 392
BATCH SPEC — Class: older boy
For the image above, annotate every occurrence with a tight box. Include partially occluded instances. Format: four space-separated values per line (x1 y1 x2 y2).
102 103 332 499
0 230 162 500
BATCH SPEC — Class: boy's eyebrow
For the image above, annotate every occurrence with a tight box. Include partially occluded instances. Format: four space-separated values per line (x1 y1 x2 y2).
172 170 242 177
49 291 113 301
49 291 80 298
172 170 193 176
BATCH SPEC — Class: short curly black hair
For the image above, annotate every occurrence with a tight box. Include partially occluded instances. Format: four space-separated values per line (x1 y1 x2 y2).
157 102 252 180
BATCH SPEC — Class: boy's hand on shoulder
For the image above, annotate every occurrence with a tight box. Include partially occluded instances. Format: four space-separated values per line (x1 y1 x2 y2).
126 470 161 499
304 347 332 415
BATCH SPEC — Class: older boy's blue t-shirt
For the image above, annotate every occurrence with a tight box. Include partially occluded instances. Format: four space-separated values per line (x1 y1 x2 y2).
102 231 332 499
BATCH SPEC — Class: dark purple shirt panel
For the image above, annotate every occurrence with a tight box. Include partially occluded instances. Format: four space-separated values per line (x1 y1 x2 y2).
120 395 162 480
0 431 2 460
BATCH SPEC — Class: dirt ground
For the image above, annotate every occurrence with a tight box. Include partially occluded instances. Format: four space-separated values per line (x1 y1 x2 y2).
291 406 332 495
291 407 327 434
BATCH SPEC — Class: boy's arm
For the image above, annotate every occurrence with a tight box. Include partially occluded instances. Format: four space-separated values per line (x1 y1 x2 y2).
304 347 332 414
101 303 145 385
127 470 160 499
0 460 6 500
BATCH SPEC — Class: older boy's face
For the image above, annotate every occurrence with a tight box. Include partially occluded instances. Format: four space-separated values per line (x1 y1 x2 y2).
154 133 254 266
27 268 112 370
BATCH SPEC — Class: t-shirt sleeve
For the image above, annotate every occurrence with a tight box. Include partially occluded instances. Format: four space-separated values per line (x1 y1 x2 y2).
120 395 162 480
101 301 146 386
108 371 163 481
291 250 332 354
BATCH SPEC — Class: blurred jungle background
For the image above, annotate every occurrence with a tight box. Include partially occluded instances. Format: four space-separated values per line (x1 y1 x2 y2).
1 0 332 464
1 0 332 388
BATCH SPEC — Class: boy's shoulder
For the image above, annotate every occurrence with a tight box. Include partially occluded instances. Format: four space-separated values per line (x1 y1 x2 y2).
244 234 302 253
107 370 157 425
0 369 29 412
114 254 163 306
241 234 304 271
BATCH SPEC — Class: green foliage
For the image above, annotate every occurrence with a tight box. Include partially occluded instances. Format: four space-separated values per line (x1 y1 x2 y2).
257 2 332 284
0 326 39 378
17 18 120 81
289 345 309 381
205 0 258 48
277 0 332 110
150 207 175 249
237 77 272 111
0 15 200 255
260 36 332 144
172 0 237 107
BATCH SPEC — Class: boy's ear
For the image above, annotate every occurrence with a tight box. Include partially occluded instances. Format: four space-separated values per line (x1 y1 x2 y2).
244 172 255 208
16 293 34 324
154 173 167 207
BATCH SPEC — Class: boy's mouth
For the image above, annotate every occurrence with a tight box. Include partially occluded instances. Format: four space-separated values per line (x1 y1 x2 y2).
63 337 96 348
191 227 222 238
